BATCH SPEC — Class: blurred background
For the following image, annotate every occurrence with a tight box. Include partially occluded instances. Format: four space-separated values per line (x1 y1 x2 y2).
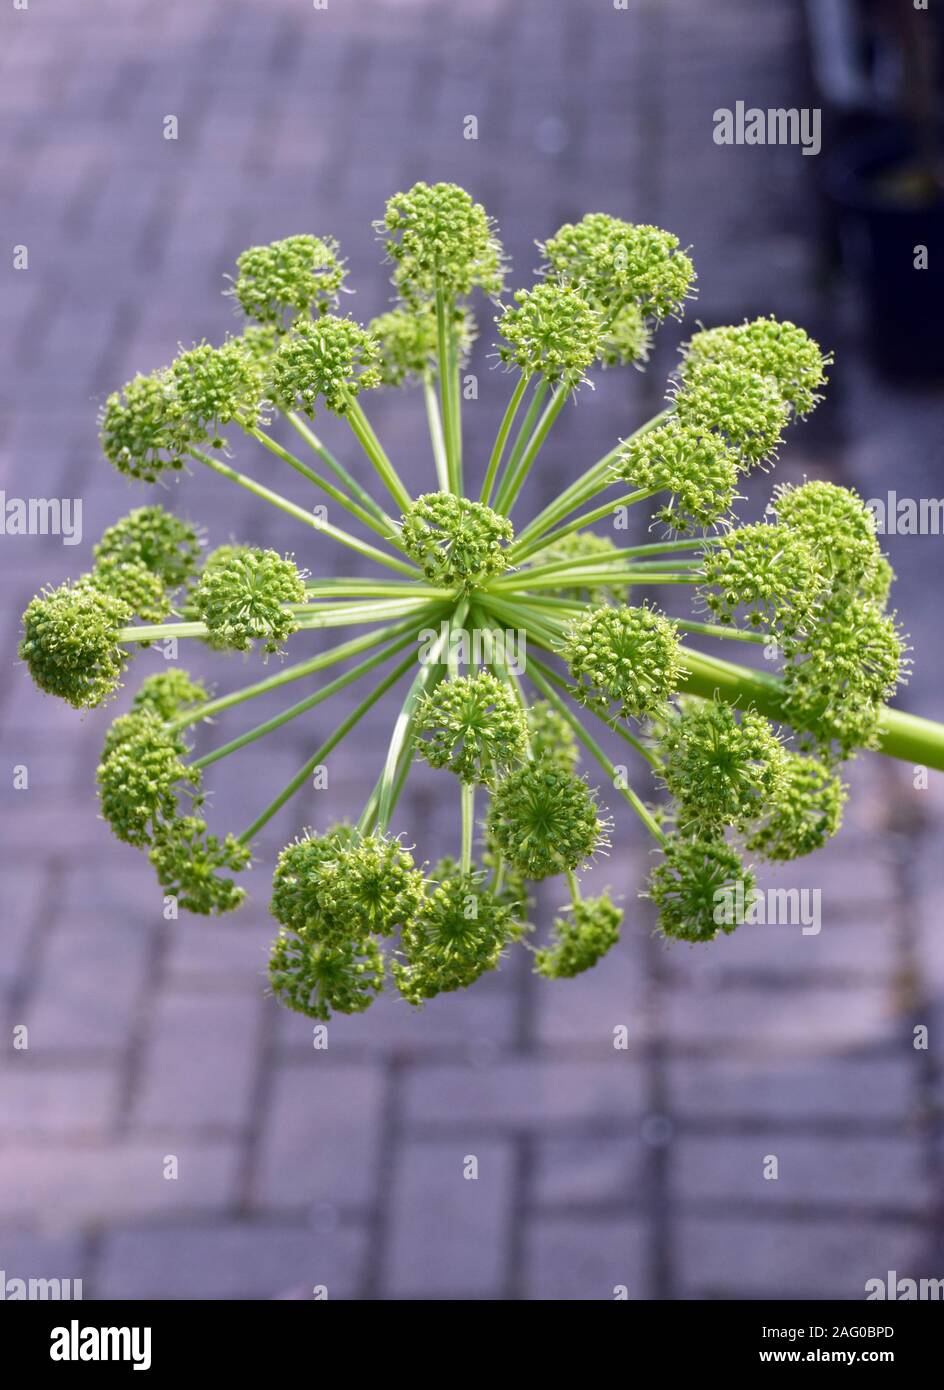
1 0 943 1300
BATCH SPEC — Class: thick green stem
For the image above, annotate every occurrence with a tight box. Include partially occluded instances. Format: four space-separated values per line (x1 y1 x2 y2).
480 371 530 506
435 286 461 494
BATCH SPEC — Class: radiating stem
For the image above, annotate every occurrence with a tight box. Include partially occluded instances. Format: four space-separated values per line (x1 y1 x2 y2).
493 378 548 512
193 629 420 771
423 373 450 492
460 781 475 873
285 410 392 526
512 488 656 563
480 371 530 506
237 648 417 844
342 395 413 513
499 385 569 516
190 448 416 575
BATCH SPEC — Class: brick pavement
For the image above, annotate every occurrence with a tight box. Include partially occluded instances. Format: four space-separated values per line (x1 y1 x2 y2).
1 0 942 1300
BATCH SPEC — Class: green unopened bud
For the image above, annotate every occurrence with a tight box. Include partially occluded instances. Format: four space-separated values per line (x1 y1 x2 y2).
540 214 695 321
19 580 131 709
380 181 505 302
193 546 305 653
562 604 683 719
400 492 513 587
534 891 622 978
647 833 755 943
416 673 528 785
487 760 608 880
231 234 346 329
269 316 381 416
497 282 600 388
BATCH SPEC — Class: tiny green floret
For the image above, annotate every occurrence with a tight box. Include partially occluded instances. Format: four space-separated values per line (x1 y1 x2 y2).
540 214 695 321
400 492 513 587
487 760 608 880
497 282 601 389
647 834 756 943
19 580 131 709
381 180 505 303
415 672 529 785
269 315 381 416
562 604 684 719
193 546 306 652
231 233 346 330
393 870 514 1004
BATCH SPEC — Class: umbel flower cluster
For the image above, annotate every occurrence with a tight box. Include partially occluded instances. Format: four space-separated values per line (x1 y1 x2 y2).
19 183 939 1020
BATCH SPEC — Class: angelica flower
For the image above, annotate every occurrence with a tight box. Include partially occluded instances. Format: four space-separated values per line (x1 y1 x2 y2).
598 302 651 368
380 181 505 303
699 522 823 633
674 358 789 466
231 233 346 329
415 672 529 785
19 580 131 709
683 317 830 418
148 815 250 916
400 492 513 587
540 214 695 321
615 417 740 533
131 669 209 723
192 546 306 653
534 891 623 978
647 834 756 943
97 710 194 847
393 870 514 1003
487 760 609 880
93 505 202 591
99 369 188 482
773 479 882 597
497 282 601 389
308 834 426 940
88 557 170 625
562 604 683 719
746 752 846 860
656 699 788 833
269 315 381 416
269 930 384 1020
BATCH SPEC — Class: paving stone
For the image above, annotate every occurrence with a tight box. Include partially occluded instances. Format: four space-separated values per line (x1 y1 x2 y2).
0 1141 241 1224
25 923 154 1054
674 1136 931 1213
96 1220 364 1300
0 1063 119 1137
532 1136 649 1207
524 1216 649 1301
132 993 264 1132
0 1230 87 1295
382 1139 513 1298
667 1057 917 1124
677 1216 927 1300
252 1061 383 1210
405 1059 646 1128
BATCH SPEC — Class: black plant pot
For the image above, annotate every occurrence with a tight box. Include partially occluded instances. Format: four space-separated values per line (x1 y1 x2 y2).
825 125 944 383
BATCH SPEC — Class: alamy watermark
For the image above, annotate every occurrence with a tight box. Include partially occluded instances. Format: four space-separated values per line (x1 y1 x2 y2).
865 492 944 536
865 1271 944 1300
0 1269 82 1300
0 492 82 545
714 880 822 935
418 622 526 675
713 101 821 157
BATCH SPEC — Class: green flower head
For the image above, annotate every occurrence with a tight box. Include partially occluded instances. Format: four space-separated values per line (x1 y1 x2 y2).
269 315 381 416
487 759 608 880
369 303 476 387
131 669 209 723
562 604 683 719
497 282 601 388
534 891 623 979
415 672 528 785
19 580 131 709
310 834 426 941
380 181 505 302
657 699 788 833
168 339 263 442
99 369 188 482
148 814 250 916
647 834 756 943
231 234 346 329
684 317 831 418
675 357 789 466
615 417 740 533
87 556 169 625
699 521 823 633
773 480 882 597
746 752 846 861
193 546 306 653
400 492 513 587
93 505 202 591
599 302 652 368
269 930 384 1021
270 828 353 935
393 870 514 1004
540 214 695 321
97 710 194 848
